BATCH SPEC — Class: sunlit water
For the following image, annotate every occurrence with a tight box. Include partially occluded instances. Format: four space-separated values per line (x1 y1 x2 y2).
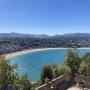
10 49 90 81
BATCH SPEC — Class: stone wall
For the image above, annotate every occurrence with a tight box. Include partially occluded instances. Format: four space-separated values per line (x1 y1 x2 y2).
36 74 90 90
36 74 75 90
74 74 90 89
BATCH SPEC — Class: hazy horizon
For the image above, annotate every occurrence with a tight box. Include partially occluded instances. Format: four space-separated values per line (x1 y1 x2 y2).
0 31 90 36
0 0 90 35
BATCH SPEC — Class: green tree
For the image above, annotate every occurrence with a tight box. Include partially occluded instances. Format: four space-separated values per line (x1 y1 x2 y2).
58 64 71 75
40 64 53 84
50 63 59 78
19 74 32 90
81 53 90 82
79 62 87 76
0 55 18 86
0 54 32 90
65 49 82 76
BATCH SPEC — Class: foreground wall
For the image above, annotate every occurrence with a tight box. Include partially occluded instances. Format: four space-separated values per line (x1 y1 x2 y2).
36 74 90 90
36 74 74 90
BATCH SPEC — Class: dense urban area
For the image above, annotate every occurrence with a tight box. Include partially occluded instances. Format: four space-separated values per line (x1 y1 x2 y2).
0 33 90 53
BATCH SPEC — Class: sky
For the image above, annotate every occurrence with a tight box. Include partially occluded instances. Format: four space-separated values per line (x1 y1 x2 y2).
0 0 90 35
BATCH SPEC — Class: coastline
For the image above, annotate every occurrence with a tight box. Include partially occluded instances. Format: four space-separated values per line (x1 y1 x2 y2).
6 47 90 59
6 48 64 59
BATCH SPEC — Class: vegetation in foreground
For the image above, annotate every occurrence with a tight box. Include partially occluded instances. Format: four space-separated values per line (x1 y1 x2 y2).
39 49 90 86
0 48 90 90
0 54 32 90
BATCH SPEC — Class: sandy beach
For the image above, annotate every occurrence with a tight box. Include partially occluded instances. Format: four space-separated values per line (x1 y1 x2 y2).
6 48 65 59
6 48 90 59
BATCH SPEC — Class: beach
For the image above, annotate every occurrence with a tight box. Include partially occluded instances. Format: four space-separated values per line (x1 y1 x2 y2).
6 48 65 59
6 48 90 59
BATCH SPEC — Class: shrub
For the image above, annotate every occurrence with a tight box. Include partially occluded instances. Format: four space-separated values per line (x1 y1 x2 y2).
40 64 53 84
58 64 71 75
0 54 32 90
65 49 82 76
80 53 90 82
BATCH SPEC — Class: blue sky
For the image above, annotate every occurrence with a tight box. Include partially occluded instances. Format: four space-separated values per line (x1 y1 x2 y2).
0 0 90 35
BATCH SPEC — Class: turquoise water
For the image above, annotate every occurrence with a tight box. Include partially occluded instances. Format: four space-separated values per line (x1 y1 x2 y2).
10 49 90 81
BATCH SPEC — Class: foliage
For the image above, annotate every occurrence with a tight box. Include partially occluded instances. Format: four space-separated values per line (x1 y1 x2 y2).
0 55 17 85
65 49 82 76
58 64 71 75
78 62 87 76
80 53 90 82
0 54 32 90
40 62 60 84
40 49 90 86
50 62 59 78
40 64 53 84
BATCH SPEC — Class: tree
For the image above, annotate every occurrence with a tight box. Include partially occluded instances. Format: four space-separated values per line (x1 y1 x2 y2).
65 49 82 76
81 53 90 82
40 64 53 84
50 62 59 78
0 55 18 86
58 64 71 75
0 54 32 90
79 62 87 76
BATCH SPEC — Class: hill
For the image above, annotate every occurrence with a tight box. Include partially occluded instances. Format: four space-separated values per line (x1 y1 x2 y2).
0 33 90 53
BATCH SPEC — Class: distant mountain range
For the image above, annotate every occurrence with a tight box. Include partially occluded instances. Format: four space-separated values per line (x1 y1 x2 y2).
0 32 49 38
62 33 90 37
0 32 90 53
0 32 90 38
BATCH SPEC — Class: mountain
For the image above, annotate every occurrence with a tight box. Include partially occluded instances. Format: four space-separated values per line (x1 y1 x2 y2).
0 32 90 38
62 33 90 37
0 32 49 38
0 32 90 53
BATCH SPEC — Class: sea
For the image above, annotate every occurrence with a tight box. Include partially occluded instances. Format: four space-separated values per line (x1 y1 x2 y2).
10 48 90 81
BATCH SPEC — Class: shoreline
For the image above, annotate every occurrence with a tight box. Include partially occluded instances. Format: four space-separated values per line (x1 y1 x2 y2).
6 48 90 59
6 48 64 59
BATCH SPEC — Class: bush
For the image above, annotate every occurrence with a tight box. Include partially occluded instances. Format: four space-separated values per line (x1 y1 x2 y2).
58 64 71 75
78 62 87 76
0 54 32 90
40 64 53 84
65 49 82 76
50 63 59 78
80 53 90 82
